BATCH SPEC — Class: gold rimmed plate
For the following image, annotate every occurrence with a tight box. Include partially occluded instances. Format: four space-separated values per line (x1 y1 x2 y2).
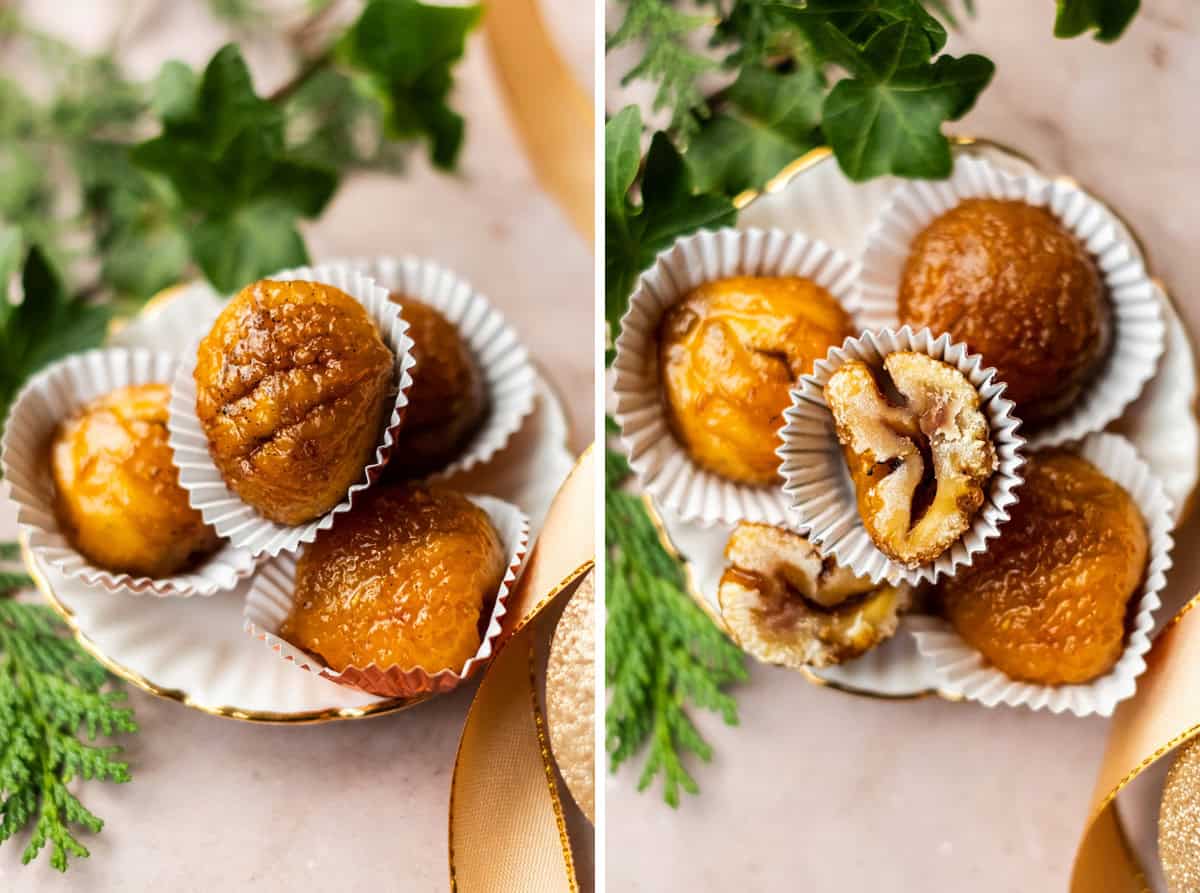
650 138 1199 701
25 282 576 723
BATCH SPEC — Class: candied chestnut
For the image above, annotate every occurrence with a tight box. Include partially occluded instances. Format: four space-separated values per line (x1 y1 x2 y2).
387 295 487 477
824 352 996 567
51 383 219 577
938 450 1148 685
659 275 852 485
280 483 506 674
899 198 1111 425
193 279 394 526
718 522 913 669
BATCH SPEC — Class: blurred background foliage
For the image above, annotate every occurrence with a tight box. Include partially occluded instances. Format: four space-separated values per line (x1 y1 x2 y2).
0 0 479 436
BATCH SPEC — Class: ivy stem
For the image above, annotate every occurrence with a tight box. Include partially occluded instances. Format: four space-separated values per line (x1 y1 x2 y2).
268 49 334 104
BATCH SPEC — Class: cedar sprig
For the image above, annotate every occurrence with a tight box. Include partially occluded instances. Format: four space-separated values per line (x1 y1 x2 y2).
606 0 717 138
0 565 137 872
606 439 747 806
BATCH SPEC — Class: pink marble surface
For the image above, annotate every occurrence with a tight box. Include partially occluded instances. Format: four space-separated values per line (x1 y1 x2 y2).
605 2 1200 890
0 1 594 890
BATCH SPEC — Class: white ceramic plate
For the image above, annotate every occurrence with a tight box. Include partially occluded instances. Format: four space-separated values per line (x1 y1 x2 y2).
26 283 575 722
651 140 1199 699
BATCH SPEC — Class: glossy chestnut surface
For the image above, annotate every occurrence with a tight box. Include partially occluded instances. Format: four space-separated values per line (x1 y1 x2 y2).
899 198 1111 425
194 279 394 525
938 450 1147 685
658 275 852 485
280 483 506 674
51 383 219 577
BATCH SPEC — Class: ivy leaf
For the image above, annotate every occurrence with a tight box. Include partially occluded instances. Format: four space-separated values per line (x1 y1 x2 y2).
686 64 824 195
74 141 188 301
150 60 198 123
1054 0 1139 42
709 0 809 67
100 217 190 300
188 202 309 293
132 45 336 291
133 46 337 217
282 68 406 172
0 246 110 434
606 106 736 360
817 20 993 180
782 0 947 56
336 0 481 170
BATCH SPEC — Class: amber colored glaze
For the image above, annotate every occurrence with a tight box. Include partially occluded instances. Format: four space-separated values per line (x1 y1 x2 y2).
194 279 394 525
658 275 852 485
280 483 506 674
51 383 219 577
386 296 486 477
899 198 1111 425
939 450 1148 685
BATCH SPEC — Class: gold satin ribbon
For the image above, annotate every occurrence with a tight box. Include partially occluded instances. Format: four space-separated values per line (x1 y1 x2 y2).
482 0 594 241
449 446 595 891
453 8 594 889
1072 593 1200 892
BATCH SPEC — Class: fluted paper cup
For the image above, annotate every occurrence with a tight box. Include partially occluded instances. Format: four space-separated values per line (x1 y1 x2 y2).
243 494 529 698
327 256 536 478
859 153 1165 447
910 432 1174 717
1 348 257 596
612 226 862 527
167 263 416 558
779 326 1026 586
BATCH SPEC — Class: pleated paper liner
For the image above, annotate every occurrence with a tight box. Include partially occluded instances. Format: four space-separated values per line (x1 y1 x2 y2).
858 153 1165 448
243 494 530 698
1 348 258 597
167 263 416 558
911 432 1174 718
611 226 862 527
323 256 536 479
778 326 1026 586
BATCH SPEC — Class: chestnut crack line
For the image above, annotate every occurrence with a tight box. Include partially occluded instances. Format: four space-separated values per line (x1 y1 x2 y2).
751 346 793 377
214 355 328 411
234 372 385 465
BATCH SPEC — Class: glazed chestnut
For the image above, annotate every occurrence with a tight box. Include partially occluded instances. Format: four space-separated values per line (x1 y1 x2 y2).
193 279 394 525
938 450 1148 685
387 296 487 477
899 198 1111 425
51 383 219 577
658 275 852 485
280 483 506 674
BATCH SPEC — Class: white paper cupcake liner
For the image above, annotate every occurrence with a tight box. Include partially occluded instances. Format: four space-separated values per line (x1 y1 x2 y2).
612 226 862 527
324 256 536 478
779 326 1026 586
242 494 529 698
167 263 416 558
1 348 258 597
910 432 1174 717
859 153 1165 448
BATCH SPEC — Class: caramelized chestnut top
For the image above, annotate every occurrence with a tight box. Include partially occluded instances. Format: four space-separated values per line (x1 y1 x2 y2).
938 450 1147 685
659 275 852 485
194 279 394 525
281 483 506 674
51 383 219 577
899 198 1111 425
